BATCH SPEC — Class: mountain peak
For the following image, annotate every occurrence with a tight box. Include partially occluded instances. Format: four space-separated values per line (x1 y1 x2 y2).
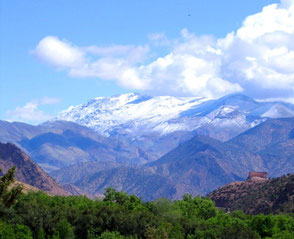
54 93 294 140
55 93 209 136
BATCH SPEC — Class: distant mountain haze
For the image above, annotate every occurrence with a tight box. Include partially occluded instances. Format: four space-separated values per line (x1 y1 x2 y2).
0 120 151 172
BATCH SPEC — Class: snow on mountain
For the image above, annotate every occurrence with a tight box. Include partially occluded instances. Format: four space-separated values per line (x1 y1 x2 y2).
56 93 209 136
55 93 294 140
261 104 294 118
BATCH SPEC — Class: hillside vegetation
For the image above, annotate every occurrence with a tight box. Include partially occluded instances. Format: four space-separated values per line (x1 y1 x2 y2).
208 174 294 215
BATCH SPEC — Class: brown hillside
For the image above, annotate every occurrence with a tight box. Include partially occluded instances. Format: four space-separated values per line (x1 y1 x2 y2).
207 173 294 214
10 181 40 194
0 142 69 196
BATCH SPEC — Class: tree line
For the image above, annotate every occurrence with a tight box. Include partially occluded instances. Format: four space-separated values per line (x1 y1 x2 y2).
0 167 293 239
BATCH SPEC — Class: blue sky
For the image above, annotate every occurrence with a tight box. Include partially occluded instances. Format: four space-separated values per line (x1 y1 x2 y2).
3 0 294 124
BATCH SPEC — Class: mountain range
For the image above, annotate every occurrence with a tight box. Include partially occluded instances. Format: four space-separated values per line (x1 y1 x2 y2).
2 93 294 173
1 93 294 200
54 93 294 166
0 120 150 172
51 118 294 200
56 93 294 141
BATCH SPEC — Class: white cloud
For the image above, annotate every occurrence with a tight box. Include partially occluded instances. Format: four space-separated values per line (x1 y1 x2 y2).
148 32 170 46
5 97 61 123
32 0 294 100
32 36 85 68
85 45 149 63
219 0 294 98
6 102 52 122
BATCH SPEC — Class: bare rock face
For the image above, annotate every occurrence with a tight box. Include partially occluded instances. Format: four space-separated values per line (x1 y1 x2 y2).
0 142 69 196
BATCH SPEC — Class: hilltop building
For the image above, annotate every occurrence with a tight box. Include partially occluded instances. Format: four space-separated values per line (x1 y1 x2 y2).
247 172 268 182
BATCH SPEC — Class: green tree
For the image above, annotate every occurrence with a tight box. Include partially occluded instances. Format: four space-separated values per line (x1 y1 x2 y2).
98 231 124 239
0 220 33 239
55 219 74 239
0 166 22 209
251 214 275 238
103 188 144 211
175 194 218 220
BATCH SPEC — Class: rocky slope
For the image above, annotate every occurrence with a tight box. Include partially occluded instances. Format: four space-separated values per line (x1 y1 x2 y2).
51 118 294 200
0 142 69 196
51 161 176 201
142 118 294 198
50 161 123 185
143 134 263 197
62 184 100 198
207 174 294 214
50 134 262 199
74 166 177 201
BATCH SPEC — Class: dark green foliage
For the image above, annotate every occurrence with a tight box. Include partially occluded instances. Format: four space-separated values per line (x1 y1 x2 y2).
0 220 33 239
97 231 124 239
0 166 22 213
0 187 293 238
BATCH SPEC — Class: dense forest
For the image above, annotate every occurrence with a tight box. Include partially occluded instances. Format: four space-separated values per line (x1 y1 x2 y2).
0 168 294 239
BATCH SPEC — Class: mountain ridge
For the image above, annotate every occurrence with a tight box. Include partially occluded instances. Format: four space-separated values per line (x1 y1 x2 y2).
0 120 152 172
55 93 294 142
0 142 69 196
51 118 294 200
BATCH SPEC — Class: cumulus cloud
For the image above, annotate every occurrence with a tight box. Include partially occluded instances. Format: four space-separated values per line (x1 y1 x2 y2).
32 0 294 99
32 36 85 69
6 97 61 123
219 0 294 98
85 45 150 63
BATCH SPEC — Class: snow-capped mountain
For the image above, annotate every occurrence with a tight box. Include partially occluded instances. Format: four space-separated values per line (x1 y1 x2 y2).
55 93 294 141
56 93 209 136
